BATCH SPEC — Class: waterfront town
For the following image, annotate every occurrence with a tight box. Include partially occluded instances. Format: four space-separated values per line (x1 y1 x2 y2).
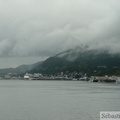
0 72 120 84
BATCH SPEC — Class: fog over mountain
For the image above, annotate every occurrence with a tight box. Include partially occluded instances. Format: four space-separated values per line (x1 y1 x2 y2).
0 0 120 68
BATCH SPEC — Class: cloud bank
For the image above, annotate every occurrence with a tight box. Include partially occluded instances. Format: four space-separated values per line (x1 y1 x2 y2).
0 0 120 67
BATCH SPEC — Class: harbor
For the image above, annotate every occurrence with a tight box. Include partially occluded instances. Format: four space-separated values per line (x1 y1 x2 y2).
0 72 120 84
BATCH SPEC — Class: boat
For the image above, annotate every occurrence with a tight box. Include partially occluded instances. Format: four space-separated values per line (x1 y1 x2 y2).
116 77 120 84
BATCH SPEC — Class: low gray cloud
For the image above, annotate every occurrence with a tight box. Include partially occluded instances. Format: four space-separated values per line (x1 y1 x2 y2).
0 0 120 67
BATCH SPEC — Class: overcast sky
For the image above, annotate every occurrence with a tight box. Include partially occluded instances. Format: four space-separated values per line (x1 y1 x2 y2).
0 0 120 68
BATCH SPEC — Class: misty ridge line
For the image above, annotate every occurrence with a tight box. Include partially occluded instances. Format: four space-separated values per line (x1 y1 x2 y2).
0 45 120 70
0 43 119 58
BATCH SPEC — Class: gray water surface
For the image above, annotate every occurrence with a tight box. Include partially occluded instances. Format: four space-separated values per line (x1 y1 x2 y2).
0 80 120 120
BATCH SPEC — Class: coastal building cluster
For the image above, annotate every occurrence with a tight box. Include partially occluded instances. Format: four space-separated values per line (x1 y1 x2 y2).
24 73 73 80
90 75 120 83
0 72 120 84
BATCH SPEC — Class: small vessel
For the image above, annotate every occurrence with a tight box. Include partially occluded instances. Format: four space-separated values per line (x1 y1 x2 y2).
116 77 120 84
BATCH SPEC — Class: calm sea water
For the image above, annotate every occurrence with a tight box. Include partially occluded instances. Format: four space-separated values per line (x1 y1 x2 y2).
0 80 120 120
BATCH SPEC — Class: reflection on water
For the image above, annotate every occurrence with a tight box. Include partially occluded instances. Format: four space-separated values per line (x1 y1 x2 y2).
0 80 120 120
